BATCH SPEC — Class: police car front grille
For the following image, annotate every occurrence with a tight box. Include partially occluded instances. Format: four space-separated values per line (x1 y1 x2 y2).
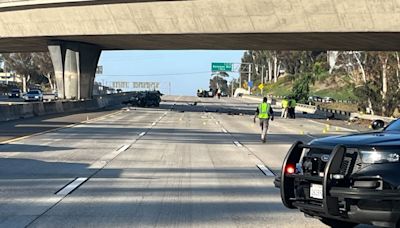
340 151 358 176
339 160 350 175
303 148 358 177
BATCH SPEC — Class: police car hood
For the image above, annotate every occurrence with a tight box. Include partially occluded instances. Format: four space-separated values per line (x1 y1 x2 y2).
309 131 400 148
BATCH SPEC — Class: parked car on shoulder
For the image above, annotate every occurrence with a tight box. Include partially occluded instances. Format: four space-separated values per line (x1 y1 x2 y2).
8 88 22 98
23 90 43 102
274 119 400 227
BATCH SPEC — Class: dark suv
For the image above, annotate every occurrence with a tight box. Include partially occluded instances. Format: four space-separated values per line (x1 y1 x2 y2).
274 119 400 227
8 88 21 98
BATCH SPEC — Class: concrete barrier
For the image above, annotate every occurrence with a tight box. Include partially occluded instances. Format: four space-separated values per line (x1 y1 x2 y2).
0 92 133 122
350 113 396 123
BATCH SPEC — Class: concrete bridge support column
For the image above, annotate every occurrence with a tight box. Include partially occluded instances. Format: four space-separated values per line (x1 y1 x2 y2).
48 41 101 100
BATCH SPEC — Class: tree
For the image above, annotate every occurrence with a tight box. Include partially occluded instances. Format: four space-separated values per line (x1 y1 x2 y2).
1 52 55 92
32 52 55 91
331 51 375 114
2 53 37 93
332 51 400 116
291 74 312 102
209 72 229 94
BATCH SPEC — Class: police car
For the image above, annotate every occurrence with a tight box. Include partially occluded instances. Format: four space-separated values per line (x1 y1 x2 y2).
274 119 400 227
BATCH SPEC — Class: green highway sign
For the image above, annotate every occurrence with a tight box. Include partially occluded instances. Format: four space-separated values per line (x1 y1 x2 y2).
211 62 233 72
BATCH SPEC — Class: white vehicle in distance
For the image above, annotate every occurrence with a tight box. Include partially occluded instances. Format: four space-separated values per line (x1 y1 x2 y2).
322 96 336 103
43 91 58 101
23 90 43 102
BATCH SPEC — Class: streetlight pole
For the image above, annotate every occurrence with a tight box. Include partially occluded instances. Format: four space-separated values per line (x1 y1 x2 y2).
248 64 252 94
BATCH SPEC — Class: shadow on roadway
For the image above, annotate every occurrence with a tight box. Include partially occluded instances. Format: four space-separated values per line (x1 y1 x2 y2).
0 158 122 179
0 107 122 142
0 144 74 153
51 126 335 144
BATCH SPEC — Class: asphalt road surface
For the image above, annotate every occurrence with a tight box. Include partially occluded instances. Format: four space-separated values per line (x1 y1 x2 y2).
0 96 371 228
0 95 24 103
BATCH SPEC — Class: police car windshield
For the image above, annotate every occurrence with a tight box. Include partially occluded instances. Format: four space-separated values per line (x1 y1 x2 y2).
385 119 400 131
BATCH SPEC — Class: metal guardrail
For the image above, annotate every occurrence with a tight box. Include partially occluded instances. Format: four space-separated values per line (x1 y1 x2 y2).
273 95 357 105
350 113 396 123
246 95 395 122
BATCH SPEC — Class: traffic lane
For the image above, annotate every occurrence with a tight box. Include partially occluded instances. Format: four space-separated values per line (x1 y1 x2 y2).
0 106 166 170
205 97 356 172
0 96 8 101
211 113 316 173
0 105 172 227
0 107 124 143
0 99 176 143
30 99 324 227
0 96 25 103
207 102 375 227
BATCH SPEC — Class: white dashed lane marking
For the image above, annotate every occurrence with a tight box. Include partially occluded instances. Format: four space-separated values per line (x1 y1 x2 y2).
56 177 88 196
257 164 276 177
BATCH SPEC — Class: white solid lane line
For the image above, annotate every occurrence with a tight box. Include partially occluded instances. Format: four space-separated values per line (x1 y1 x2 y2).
117 144 130 153
233 141 243 147
257 164 276 177
56 177 88 196
89 144 131 169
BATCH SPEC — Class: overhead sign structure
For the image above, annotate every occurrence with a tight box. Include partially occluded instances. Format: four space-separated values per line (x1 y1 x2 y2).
132 82 160 90
211 62 233 72
111 82 160 90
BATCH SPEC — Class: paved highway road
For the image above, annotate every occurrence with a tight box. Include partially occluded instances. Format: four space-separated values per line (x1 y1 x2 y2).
0 96 369 227
0 95 26 104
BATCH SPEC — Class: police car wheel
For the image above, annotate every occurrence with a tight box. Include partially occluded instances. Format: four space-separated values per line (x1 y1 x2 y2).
320 218 358 228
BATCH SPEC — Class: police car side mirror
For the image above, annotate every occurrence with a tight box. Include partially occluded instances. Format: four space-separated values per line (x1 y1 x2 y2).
371 119 385 130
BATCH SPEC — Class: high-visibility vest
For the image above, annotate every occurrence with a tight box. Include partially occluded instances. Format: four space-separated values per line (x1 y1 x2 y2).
258 103 270 119
282 99 289 108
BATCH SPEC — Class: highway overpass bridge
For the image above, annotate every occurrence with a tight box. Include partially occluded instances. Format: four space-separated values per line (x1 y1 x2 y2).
0 0 399 99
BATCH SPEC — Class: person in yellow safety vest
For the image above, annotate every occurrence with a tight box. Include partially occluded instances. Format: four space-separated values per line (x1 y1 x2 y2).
281 97 289 119
289 97 297 119
254 97 274 143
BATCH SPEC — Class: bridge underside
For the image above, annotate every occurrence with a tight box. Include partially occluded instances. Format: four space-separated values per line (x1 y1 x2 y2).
2 32 400 53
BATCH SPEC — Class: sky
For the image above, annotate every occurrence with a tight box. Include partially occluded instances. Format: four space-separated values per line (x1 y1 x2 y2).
96 50 244 96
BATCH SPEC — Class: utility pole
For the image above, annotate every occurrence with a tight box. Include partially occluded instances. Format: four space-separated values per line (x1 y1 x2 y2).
231 78 234 97
248 64 252 94
261 65 264 85
4 64 7 85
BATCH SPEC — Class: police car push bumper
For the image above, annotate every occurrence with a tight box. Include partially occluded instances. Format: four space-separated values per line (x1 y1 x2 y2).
276 141 400 226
